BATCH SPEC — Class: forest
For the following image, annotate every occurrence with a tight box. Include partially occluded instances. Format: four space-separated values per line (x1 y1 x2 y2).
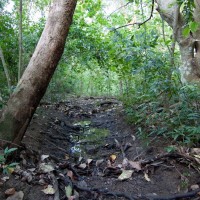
0 0 200 199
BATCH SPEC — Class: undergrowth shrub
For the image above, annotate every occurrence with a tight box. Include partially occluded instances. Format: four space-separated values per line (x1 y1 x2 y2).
123 84 200 146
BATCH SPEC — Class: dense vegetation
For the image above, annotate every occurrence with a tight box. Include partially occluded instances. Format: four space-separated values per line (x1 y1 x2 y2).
0 0 200 146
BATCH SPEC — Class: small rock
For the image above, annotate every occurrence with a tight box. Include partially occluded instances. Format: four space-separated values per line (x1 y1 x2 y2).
77 180 87 188
5 188 15 196
6 191 24 200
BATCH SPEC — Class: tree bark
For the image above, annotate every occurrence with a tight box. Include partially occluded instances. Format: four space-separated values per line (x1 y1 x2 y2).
0 0 77 145
156 0 200 83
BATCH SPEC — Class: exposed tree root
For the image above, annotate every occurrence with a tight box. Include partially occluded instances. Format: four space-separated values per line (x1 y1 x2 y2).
145 189 200 200
141 152 200 173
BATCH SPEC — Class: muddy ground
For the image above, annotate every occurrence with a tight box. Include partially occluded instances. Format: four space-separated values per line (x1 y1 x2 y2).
0 96 200 200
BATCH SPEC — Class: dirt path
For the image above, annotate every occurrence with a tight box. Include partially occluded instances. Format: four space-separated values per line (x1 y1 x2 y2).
0 97 200 200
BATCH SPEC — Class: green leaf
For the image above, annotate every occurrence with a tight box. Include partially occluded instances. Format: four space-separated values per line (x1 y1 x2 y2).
65 185 73 198
189 21 199 33
4 147 9 154
0 155 5 163
182 26 190 37
4 148 17 155
8 162 19 167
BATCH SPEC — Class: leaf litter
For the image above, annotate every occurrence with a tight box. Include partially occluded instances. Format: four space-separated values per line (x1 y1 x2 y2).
0 97 199 200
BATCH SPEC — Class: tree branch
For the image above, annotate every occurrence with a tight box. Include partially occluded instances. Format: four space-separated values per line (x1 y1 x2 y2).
114 0 155 30
107 2 132 18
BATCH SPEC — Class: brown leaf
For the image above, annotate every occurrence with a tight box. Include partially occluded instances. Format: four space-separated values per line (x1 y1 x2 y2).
129 161 142 171
67 170 74 181
5 188 15 196
6 191 24 200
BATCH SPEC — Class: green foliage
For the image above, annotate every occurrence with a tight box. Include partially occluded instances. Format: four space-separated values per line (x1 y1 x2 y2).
0 147 18 174
177 0 195 23
177 0 198 37
124 84 200 146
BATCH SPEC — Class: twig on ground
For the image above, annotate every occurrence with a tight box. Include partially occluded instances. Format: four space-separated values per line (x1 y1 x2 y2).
74 184 135 200
141 152 199 166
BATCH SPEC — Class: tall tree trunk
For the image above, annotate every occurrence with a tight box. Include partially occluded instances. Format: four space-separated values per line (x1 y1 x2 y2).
0 47 12 94
18 0 23 82
0 0 77 145
156 0 200 83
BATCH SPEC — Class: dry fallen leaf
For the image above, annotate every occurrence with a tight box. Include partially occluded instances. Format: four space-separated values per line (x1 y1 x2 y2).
191 184 199 190
118 170 133 181
65 154 70 160
87 159 93 165
5 188 16 196
96 159 104 167
1 176 9 182
41 155 49 161
131 135 136 141
110 154 117 163
67 170 74 181
194 155 200 164
27 168 36 172
6 191 24 200
129 161 142 171
144 173 151 182
42 185 55 195
191 148 200 155
78 163 87 169
39 163 54 173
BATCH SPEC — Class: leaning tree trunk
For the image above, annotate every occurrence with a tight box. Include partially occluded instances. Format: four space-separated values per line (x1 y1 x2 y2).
156 0 200 83
0 0 77 145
